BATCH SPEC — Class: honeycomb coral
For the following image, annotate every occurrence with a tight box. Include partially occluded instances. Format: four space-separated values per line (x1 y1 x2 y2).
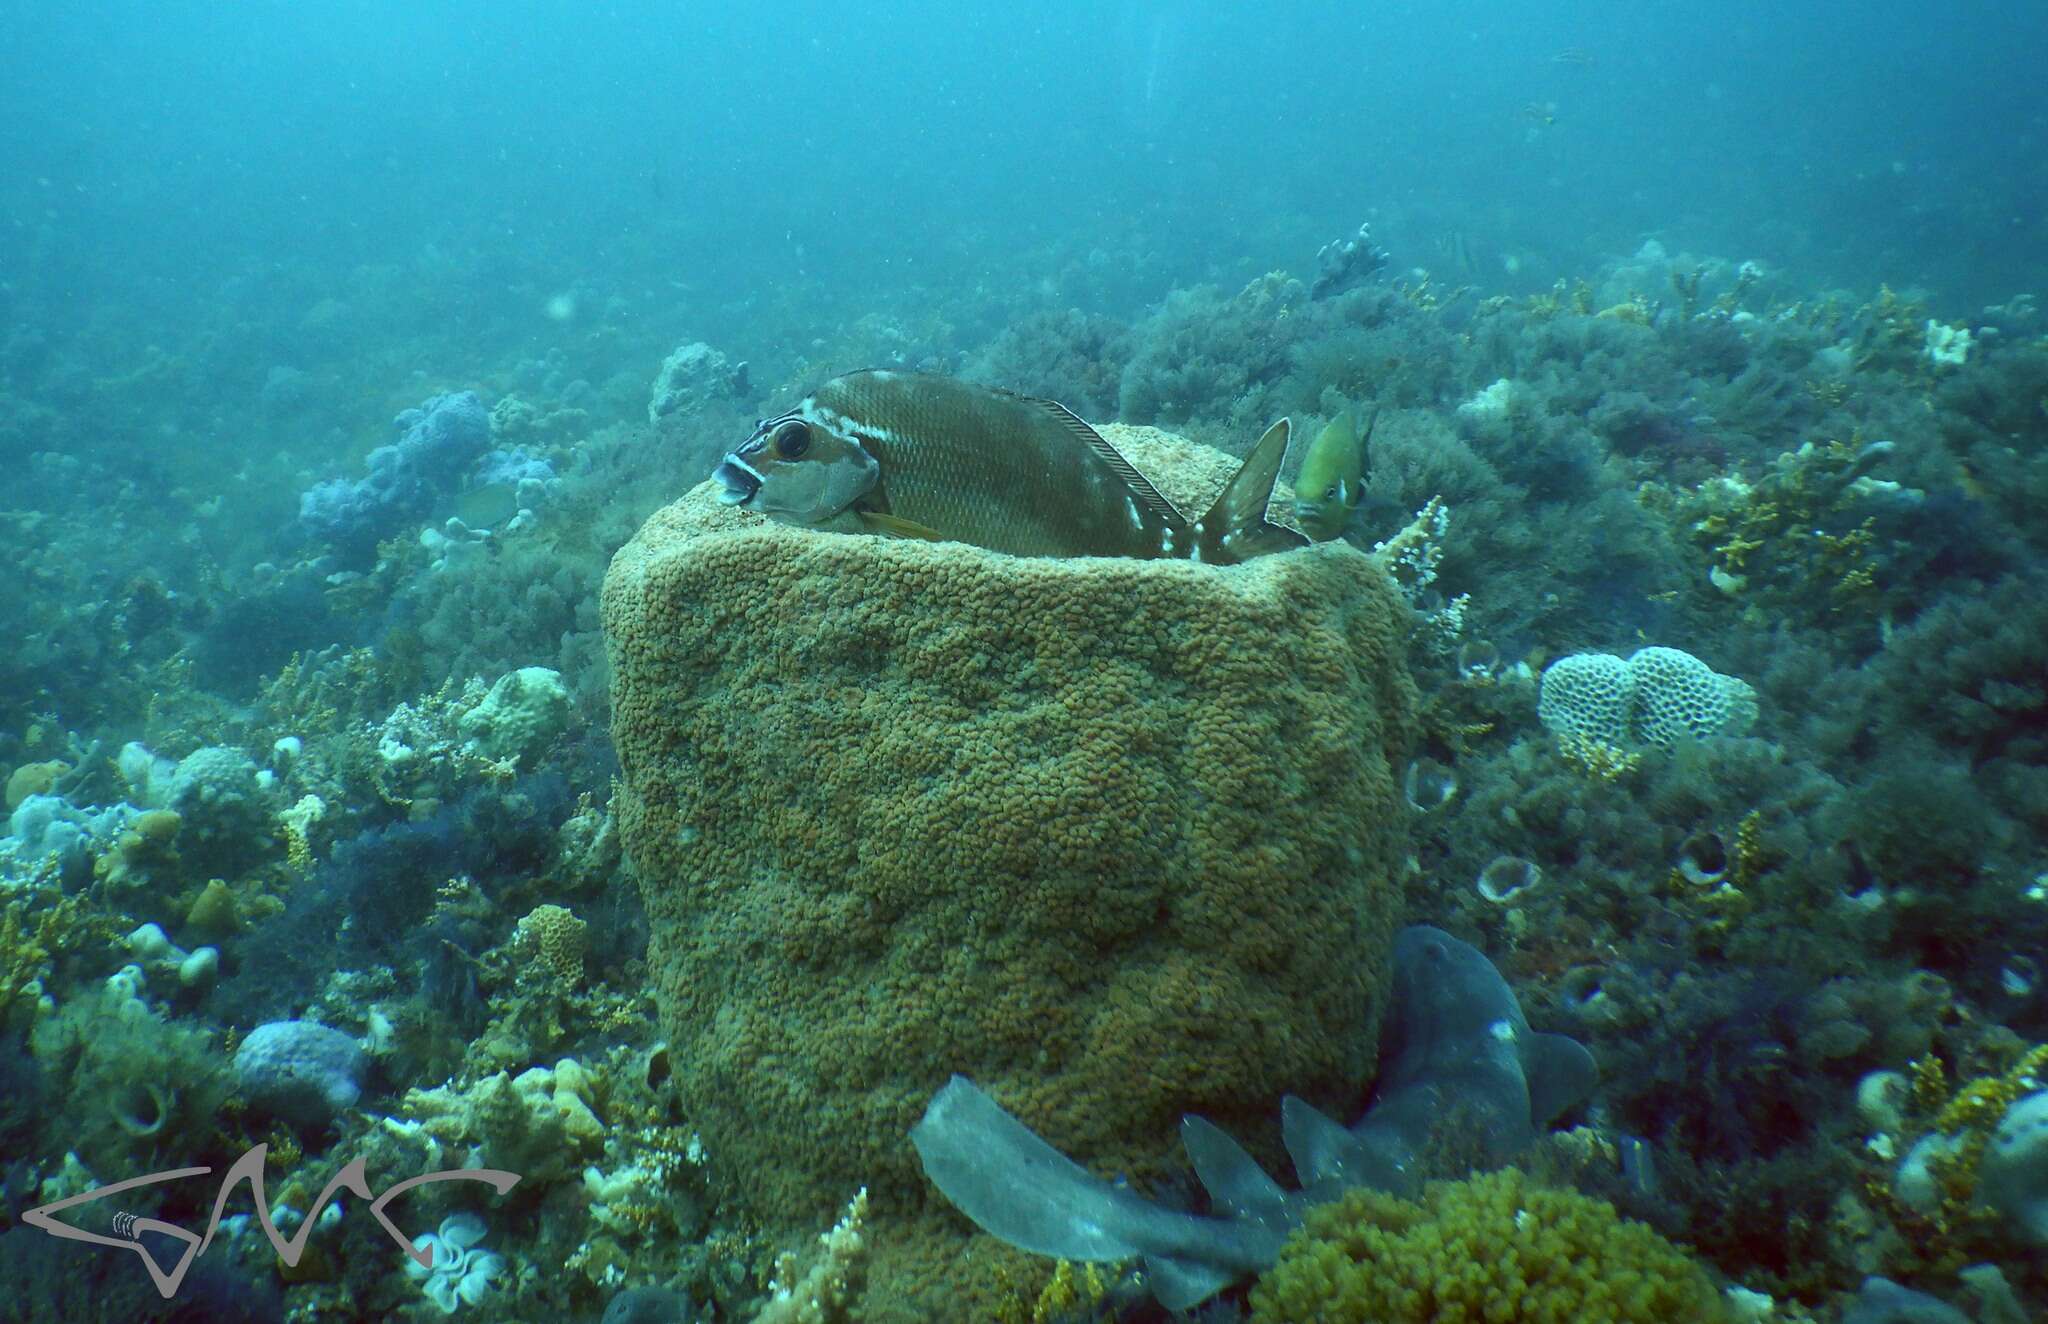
1534 653 1632 747
1625 646 1757 748
1538 645 1756 751
510 903 588 986
1248 1168 1729 1323
601 424 1419 1291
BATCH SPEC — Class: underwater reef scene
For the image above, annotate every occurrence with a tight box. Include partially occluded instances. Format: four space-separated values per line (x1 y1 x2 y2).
5 2 2048 1321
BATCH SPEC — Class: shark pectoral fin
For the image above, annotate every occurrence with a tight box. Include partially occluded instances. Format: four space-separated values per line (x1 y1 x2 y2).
1524 1031 1599 1127
857 510 950 542
1143 1253 1242 1312
909 1076 1139 1262
1199 418 1311 563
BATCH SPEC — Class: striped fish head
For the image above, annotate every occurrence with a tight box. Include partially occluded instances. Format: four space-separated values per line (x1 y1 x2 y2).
713 412 878 525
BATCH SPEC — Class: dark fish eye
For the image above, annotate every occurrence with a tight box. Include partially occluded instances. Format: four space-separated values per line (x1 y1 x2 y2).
1324 484 1340 500
774 420 811 459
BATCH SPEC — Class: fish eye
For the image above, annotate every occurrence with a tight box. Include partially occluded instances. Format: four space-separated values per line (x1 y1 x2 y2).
1323 484 1341 500
774 420 811 459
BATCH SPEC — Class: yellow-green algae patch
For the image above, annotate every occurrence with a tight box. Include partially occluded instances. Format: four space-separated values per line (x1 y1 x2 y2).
602 424 1419 1317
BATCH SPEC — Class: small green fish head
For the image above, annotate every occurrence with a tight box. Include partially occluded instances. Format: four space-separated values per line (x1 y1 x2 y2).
1292 409 1365 540
714 413 878 525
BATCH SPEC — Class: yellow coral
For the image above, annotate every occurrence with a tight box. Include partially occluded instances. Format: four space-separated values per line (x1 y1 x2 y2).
1248 1168 1728 1323
1729 810 1768 890
1928 1043 2048 1179
1674 439 1888 616
279 794 324 872
511 903 589 986
1031 1260 1111 1323
753 1187 867 1324
5 759 69 810
1557 731 1642 782
1 888 112 1028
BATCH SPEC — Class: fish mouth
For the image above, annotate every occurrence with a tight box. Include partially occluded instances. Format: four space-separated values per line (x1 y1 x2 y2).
1291 499 1321 524
713 453 763 506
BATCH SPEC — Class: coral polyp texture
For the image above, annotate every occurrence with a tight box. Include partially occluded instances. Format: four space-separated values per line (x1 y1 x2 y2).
1538 644 1757 751
1248 1167 1730 1323
601 425 1418 1281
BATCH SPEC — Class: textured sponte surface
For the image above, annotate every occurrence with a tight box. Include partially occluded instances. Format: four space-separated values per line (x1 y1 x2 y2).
601 425 1420 1285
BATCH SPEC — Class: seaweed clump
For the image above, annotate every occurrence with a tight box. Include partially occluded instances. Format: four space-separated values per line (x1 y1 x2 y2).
1248 1168 1728 1323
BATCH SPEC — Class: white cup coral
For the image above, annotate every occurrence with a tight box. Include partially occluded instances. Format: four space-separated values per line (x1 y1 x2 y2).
404 1212 505 1315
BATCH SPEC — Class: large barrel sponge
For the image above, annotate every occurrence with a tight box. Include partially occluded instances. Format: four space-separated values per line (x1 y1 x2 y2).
601 424 1420 1246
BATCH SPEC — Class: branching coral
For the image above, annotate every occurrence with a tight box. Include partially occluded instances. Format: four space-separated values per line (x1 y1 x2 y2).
1247 1167 1729 1322
0 886 114 1030
1669 438 1894 618
1881 1043 2048 1269
752 1188 868 1324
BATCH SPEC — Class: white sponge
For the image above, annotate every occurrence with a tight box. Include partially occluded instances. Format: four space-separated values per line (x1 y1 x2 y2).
1535 653 1633 746
1980 1090 2048 1244
1538 645 1755 750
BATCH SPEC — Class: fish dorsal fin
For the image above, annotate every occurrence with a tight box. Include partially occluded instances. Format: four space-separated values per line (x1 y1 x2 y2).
1280 1094 1359 1188
1197 419 1311 563
1029 397 1187 528
1181 1114 1289 1223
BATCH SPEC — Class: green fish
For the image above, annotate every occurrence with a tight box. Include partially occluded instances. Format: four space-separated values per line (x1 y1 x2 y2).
712 370 1308 564
1291 407 1377 540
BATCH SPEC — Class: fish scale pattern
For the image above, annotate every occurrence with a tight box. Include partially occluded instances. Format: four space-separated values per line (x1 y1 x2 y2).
601 425 1420 1315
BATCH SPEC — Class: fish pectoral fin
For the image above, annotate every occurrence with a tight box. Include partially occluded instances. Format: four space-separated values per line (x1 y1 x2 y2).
1029 397 1187 527
856 510 951 543
1197 419 1310 563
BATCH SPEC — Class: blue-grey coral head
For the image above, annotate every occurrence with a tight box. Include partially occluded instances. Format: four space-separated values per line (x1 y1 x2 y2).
909 925 1597 1310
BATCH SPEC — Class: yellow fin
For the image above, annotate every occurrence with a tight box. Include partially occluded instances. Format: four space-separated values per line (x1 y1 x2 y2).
857 510 951 542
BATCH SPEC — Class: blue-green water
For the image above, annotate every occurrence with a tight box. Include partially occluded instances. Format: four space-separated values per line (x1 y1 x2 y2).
2 3 2046 1321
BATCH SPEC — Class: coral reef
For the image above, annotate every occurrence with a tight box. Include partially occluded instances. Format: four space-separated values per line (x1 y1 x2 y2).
298 390 494 562
5 157 2048 1322
648 342 750 424
457 666 571 769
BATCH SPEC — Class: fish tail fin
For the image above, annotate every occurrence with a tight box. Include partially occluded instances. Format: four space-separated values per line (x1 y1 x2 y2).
1197 419 1310 563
